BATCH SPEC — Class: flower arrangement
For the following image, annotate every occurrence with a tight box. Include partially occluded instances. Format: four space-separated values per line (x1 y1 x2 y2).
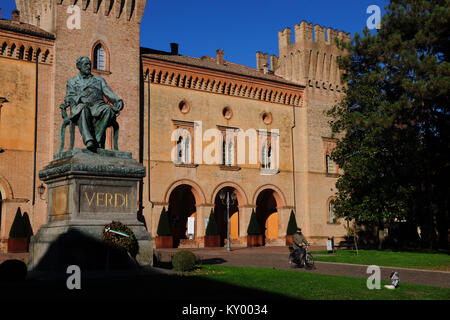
102 221 138 255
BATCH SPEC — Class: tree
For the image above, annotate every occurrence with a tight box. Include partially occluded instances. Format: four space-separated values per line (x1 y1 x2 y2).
327 0 449 249
286 210 298 235
205 209 219 236
9 207 27 239
157 207 172 236
247 209 262 235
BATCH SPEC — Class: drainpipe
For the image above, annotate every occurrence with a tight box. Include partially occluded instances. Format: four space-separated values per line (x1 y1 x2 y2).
291 103 297 213
32 53 39 205
147 72 154 208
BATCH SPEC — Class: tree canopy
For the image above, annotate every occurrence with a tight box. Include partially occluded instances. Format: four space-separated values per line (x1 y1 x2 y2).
328 0 449 248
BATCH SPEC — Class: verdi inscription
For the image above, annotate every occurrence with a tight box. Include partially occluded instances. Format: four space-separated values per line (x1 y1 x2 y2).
80 185 134 214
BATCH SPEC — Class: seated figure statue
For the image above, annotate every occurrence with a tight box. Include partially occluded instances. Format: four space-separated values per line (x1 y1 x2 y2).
62 56 123 152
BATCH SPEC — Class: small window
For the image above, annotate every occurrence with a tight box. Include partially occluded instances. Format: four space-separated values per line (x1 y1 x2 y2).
171 121 195 165
222 136 234 166
93 43 107 71
175 132 191 164
222 107 233 120
329 201 335 223
178 100 190 114
260 130 279 172
326 154 336 173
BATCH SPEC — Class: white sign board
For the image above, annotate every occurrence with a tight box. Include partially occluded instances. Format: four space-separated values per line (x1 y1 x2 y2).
204 218 209 231
326 240 333 251
187 217 195 236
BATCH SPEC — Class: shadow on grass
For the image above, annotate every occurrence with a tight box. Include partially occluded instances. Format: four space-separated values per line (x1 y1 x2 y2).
0 269 301 303
2 230 299 303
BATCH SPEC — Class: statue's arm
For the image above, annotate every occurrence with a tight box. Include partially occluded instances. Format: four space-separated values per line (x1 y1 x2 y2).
100 78 123 112
63 80 77 108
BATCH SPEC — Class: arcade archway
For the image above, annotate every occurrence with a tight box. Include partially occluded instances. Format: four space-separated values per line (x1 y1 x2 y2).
255 188 281 245
167 185 197 248
213 186 242 247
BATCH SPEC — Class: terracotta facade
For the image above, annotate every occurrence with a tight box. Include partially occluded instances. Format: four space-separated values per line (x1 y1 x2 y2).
0 0 349 251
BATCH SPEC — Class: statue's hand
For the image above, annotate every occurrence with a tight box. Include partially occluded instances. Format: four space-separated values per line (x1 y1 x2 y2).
59 104 69 120
116 100 124 112
111 101 124 116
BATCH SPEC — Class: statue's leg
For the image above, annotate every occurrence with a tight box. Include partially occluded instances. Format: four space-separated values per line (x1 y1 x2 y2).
112 119 119 150
69 121 75 150
94 107 114 147
76 108 96 150
59 120 68 154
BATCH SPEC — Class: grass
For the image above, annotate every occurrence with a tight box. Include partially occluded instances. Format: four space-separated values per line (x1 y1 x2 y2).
190 265 450 300
310 249 450 271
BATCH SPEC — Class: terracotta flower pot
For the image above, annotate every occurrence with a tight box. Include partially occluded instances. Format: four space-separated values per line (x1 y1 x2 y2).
7 238 29 253
286 235 294 246
155 236 173 248
204 235 221 247
247 234 263 247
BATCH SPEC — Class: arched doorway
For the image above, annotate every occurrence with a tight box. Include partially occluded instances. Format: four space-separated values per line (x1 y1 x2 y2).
167 185 197 248
214 187 240 247
255 189 279 246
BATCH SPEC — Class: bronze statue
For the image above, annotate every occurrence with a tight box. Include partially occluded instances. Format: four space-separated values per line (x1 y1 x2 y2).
60 56 123 152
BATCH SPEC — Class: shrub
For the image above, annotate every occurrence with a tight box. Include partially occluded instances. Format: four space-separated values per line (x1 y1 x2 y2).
247 209 261 235
205 209 219 236
172 250 196 272
9 207 27 239
286 210 298 235
0 259 27 282
157 207 172 236
102 221 138 256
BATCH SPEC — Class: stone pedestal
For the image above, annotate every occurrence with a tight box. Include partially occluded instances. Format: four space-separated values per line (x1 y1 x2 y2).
28 149 153 271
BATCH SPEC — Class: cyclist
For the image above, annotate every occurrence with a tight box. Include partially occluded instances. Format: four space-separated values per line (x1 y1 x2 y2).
293 227 309 266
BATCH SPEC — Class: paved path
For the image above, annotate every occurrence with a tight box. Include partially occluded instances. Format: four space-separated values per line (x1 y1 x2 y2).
155 246 450 288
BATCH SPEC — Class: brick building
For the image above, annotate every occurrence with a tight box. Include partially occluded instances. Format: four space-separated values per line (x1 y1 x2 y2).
0 0 349 252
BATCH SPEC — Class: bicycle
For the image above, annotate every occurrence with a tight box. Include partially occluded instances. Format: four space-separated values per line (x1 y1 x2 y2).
288 244 315 270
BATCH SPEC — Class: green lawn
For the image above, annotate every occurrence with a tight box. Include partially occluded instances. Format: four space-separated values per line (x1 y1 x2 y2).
311 250 450 271
189 265 450 300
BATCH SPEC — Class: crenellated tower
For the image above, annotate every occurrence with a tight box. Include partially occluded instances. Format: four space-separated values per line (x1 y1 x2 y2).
256 21 351 240
272 20 350 91
14 0 148 157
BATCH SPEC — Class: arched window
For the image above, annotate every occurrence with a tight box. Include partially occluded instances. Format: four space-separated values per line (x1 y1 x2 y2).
93 43 107 71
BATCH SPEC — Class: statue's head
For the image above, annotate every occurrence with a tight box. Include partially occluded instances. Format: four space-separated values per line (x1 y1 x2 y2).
76 56 92 76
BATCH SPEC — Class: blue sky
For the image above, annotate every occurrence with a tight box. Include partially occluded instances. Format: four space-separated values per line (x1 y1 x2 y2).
1 0 388 68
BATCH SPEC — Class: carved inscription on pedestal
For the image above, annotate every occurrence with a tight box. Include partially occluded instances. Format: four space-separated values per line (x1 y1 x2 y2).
80 185 133 214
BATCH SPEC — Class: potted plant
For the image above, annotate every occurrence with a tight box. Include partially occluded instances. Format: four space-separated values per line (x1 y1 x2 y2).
247 209 263 247
286 210 297 246
8 207 29 253
204 209 220 247
155 207 173 248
